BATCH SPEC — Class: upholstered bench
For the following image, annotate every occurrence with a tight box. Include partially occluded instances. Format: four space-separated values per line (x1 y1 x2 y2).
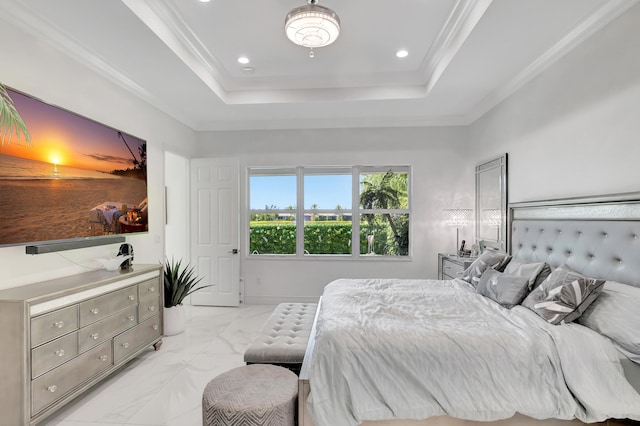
244 302 317 375
202 364 297 426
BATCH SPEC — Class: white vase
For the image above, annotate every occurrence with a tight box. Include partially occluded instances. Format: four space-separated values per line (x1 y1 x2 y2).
163 305 186 336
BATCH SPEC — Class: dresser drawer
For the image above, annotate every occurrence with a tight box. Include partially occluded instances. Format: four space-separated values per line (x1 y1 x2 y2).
138 296 161 322
31 306 79 348
79 287 138 327
78 305 138 353
442 258 465 279
31 340 112 415
138 278 161 301
31 332 78 379
114 316 161 364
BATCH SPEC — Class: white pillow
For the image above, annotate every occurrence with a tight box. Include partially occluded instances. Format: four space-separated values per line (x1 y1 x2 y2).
578 281 640 364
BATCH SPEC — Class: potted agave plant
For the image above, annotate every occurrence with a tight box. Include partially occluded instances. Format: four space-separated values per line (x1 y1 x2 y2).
163 258 209 336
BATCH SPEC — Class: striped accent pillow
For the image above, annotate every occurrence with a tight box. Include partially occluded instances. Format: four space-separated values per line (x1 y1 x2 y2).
461 251 511 287
522 264 605 325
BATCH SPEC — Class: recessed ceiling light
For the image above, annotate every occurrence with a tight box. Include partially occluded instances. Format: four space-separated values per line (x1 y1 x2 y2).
199 0 210 3
237 56 250 64
396 50 408 58
242 67 255 73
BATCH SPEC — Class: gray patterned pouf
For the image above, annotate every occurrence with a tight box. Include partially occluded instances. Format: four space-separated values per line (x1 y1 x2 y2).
202 364 298 426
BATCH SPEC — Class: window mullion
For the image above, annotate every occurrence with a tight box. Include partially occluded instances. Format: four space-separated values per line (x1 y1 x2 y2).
296 166 304 257
352 166 360 258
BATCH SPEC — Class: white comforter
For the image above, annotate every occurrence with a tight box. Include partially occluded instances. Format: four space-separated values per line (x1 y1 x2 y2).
307 278 640 426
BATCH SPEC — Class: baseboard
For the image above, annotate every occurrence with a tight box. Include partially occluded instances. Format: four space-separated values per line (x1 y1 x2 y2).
244 295 320 305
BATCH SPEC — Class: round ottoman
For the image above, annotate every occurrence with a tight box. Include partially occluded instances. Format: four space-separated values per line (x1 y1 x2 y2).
202 364 298 426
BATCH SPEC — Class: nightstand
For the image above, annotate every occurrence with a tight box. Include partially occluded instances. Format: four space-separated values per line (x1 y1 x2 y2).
438 253 476 280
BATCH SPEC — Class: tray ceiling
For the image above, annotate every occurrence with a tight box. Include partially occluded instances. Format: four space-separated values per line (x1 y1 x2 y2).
0 0 636 130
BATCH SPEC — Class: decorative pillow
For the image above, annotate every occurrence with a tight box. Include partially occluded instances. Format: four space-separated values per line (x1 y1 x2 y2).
503 259 547 290
531 263 552 290
461 251 511 287
578 281 640 363
476 268 531 308
522 264 605 325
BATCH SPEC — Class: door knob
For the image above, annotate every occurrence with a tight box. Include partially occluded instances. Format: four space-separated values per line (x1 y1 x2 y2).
228 249 239 254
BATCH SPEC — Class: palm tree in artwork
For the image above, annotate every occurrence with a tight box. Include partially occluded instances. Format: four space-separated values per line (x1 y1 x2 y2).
0 83 31 148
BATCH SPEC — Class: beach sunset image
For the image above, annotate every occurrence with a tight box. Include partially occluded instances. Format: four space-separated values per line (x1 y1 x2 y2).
0 87 148 246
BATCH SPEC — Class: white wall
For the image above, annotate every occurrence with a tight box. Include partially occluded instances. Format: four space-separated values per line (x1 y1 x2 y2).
469 3 640 203
196 127 474 303
0 18 197 290
164 151 190 263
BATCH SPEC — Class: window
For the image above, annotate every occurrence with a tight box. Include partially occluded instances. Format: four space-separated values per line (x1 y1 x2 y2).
249 168 297 255
359 168 409 256
248 166 410 258
304 168 352 255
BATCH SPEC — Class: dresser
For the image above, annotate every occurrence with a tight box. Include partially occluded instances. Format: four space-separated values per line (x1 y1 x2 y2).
0 264 163 425
438 253 476 280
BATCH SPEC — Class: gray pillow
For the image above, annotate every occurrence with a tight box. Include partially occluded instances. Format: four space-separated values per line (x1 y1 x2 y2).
531 263 552 290
503 259 547 290
461 251 511 287
522 264 605 325
476 268 531 308
578 281 640 363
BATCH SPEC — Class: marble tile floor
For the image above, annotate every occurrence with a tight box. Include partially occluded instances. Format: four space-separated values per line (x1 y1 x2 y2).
43 304 276 426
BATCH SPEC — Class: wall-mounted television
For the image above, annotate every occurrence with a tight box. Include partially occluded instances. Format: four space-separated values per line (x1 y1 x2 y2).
0 86 148 253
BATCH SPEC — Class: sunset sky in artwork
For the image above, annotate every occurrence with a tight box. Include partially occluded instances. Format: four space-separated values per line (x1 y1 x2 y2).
2 88 145 173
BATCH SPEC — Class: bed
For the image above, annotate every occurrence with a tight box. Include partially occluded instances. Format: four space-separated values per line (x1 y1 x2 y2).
298 192 640 426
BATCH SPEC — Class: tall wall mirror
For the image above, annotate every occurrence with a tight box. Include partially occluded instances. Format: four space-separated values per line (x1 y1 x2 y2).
476 154 508 251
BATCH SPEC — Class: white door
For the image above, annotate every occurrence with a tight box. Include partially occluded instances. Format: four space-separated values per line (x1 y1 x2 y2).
190 158 240 306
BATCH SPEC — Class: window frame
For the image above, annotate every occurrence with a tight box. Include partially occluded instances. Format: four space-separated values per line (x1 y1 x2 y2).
247 165 412 260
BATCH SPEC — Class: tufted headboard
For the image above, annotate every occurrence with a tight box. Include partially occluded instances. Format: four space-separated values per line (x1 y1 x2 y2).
509 192 640 288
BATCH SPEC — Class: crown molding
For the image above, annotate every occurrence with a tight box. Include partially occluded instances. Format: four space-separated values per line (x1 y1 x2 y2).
420 0 493 95
0 0 197 130
194 114 469 132
122 0 230 103
463 0 639 125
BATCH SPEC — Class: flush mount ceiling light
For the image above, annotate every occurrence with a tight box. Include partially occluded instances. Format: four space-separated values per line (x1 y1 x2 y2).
285 0 340 58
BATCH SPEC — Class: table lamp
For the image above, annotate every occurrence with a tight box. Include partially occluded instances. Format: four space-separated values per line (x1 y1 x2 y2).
443 208 472 255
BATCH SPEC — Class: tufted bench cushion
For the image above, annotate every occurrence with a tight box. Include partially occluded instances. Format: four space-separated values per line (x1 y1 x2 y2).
244 302 317 374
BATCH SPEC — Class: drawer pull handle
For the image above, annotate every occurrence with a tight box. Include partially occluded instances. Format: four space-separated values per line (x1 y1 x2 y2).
90 308 100 315
55 349 65 357
91 333 99 340
128 316 135 322
444 266 451 269
148 306 155 312
53 321 64 329
128 295 135 301
122 342 130 349
152 325 158 330
99 355 108 362
47 385 58 393
148 287 155 292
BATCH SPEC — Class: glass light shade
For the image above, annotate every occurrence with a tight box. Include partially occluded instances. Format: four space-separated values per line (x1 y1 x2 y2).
285 4 341 48
443 208 472 228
